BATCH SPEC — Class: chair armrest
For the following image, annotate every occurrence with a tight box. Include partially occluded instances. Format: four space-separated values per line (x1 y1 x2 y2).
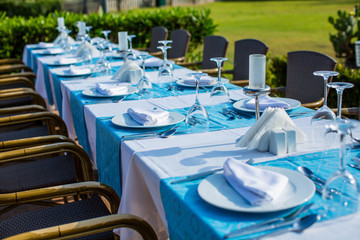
0 112 68 136
0 90 46 108
169 56 186 64
0 72 36 81
0 142 94 182
134 47 146 51
200 68 219 77
222 69 234 75
230 79 249 87
149 51 163 57
0 135 74 152
4 214 157 240
177 61 202 68
332 107 360 118
0 181 119 213
301 98 324 109
0 76 35 89
0 58 24 65
0 104 46 116
271 87 286 93
0 64 33 74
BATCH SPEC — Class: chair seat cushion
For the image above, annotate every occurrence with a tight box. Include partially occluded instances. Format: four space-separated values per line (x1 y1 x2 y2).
0 124 49 139
0 155 77 193
0 195 113 239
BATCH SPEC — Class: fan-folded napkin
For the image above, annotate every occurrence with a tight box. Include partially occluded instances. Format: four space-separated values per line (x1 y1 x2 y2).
95 83 128 96
69 65 92 75
127 108 169 126
111 60 142 84
183 76 216 86
245 96 290 110
236 107 307 150
74 41 100 58
223 157 289 206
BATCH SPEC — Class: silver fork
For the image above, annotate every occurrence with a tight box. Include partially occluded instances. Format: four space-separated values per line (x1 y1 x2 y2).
171 159 254 184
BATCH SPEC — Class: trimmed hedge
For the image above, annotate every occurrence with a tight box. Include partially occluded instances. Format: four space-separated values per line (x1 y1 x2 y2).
0 0 61 18
0 7 216 60
265 55 360 109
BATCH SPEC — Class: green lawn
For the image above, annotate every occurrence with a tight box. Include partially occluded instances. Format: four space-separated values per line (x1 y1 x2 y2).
192 0 358 69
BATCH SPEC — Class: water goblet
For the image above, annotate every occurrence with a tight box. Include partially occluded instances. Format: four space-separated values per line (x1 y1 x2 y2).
322 118 360 218
158 45 174 73
127 35 137 60
209 57 230 105
327 82 354 119
158 40 173 47
85 26 93 42
137 52 153 99
186 72 210 133
93 39 112 76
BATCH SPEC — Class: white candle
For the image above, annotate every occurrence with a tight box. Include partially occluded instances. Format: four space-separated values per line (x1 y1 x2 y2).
57 17 65 29
249 54 266 89
77 21 86 35
118 31 128 51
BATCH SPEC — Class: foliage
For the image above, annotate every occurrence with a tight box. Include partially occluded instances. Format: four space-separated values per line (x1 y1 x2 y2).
0 0 61 18
0 7 216 60
328 4 360 64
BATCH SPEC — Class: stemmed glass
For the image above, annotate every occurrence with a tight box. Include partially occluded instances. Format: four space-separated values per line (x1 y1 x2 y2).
60 29 72 53
93 39 112 75
101 30 113 57
210 57 230 105
137 52 153 99
186 72 210 133
322 118 360 218
311 71 338 124
158 41 174 71
327 82 354 119
85 26 93 42
126 35 137 60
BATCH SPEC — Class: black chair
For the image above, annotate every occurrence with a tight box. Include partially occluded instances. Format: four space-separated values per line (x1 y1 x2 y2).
0 182 157 240
226 39 269 86
273 51 337 109
146 26 168 55
168 29 191 63
179 35 228 75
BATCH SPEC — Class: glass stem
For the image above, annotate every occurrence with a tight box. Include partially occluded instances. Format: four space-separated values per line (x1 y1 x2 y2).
129 40 133 51
195 77 200 105
142 59 146 77
164 49 168 62
323 77 329 106
336 90 343 119
217 63 221 82
339 133 345 171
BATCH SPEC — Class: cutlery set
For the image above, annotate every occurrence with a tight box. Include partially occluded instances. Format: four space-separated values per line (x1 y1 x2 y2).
120 125 180 140
84 96 126 104
348 155 360 171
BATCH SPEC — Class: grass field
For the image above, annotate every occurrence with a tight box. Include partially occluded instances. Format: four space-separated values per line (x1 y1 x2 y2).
192 0 359 68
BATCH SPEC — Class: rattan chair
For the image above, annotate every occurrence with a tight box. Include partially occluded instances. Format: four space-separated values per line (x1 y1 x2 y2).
0 76 34 90
0 87 46 108
168 29 191 63
0 64 33 74
227 39 269 86
0 72 36 81
0 58 24 65
179 35 229 75
272 51 337 109
0 182 157 240
136 26 168 56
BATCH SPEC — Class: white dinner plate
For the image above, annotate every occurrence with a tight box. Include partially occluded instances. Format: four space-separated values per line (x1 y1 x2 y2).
35 49 65 55
176 77 229 88
232 97 301 113
46 57 82 66
198 166 315 213
54 66 93 77
82 85 137 98
111 112 185 128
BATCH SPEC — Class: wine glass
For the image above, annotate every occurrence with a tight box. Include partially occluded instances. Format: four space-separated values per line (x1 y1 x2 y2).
60 29 72 53
85 26 93 42
327 82 354 119
311 71 338 123
93 39 112 76
137 52 153 99
127 35 137 60
186 72 210 133
322 118 360 218
209 57 230 105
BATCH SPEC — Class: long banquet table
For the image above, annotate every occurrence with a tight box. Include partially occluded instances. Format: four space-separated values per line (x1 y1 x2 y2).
23 44 360 240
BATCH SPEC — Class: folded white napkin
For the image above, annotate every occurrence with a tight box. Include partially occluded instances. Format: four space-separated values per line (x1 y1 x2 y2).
53 35 75 45
44 48 64 54
245 96 290 110
182 76 216 86
69 65 92 75
127 107 169 126
223 157 289 206
38 42 55 48
58 57 78 64
74 41 100 58
236 108 307 150
144 58 164 67
95 83 128 96
112 60 142 84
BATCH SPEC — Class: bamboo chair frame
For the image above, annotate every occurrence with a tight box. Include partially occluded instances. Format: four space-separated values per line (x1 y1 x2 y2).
0 89 46 108
0 76 35 89
0 104 46 116
0 72 36 81
0 64 33 74
0 111 68 137
0 58 24 65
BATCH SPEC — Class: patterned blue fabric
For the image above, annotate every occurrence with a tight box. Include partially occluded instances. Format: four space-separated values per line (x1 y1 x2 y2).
160 148 360 240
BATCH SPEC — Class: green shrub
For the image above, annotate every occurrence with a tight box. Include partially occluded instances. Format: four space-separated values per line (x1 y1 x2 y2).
0 7 216 60
0 0 61 18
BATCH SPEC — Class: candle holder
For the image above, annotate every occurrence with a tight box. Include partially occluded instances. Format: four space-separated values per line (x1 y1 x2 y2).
117 49 131 62
243 85 271 120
